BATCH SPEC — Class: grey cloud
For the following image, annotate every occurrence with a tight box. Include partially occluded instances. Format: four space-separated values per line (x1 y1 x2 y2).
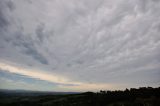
0 0 16 29
36 23 45 42
0 11 8 30
3 28 49 65
0 2 9 30
21 42 49 65
0 0 160 90
6 0 16 11
12 32 49 65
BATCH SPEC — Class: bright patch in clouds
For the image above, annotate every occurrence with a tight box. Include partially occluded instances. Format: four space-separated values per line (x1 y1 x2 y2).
0 62 73 85
0 62 113 91
0 0 160 91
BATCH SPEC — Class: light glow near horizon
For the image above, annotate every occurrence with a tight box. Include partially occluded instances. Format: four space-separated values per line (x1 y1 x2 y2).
0 62 114 91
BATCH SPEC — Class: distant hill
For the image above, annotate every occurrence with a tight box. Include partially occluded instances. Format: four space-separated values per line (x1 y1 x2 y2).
0 89 80 97
0 87 159 106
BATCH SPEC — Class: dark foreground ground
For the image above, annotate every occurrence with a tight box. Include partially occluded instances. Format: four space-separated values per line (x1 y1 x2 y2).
0 87 160 106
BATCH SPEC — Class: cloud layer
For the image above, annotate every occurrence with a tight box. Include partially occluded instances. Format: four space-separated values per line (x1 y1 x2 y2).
0 0 160 91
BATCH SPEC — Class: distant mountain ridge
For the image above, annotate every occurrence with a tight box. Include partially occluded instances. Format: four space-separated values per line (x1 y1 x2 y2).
0 89 81 97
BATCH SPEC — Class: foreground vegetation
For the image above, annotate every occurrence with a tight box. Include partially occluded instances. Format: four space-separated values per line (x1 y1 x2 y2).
0 87 159 106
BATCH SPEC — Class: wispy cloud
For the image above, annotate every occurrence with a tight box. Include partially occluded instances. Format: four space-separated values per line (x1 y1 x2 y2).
0 62 75 85
0 62 114 91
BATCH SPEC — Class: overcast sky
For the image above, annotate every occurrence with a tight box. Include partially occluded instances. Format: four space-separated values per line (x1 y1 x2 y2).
0 0 160 92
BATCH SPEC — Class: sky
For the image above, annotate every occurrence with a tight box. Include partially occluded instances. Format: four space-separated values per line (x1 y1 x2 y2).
0 0 160 92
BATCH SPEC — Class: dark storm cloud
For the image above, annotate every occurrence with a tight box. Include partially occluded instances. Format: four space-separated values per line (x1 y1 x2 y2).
22 42 49 65
0 0 16 29
11 32 49 65
36 23 45 42
0 2 9 29
6 0 16 11
0 11 8 29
